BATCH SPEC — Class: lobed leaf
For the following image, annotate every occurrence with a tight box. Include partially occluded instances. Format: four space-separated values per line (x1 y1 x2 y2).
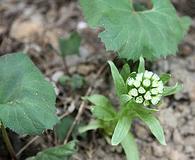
0 53 58 135
80 0 191 60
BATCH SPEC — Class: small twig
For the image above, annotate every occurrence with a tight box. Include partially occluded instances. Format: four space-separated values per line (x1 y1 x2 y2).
1 122 17 160
63 87 92 144
63 63 108 144
63 57 70 75
16 136 39 158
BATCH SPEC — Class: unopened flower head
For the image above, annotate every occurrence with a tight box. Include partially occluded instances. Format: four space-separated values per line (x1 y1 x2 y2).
126 70 164 106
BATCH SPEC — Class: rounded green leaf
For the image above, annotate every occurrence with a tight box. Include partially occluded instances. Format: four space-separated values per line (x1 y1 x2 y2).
80 0 191 60
0 53 58 135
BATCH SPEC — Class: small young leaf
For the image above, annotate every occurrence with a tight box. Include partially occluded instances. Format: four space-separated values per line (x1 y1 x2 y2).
160 73 171 84
120 63 130 81
111 116 132 145
108 61 127 96
86 94 116 121
86 94 112 108
71 74 85 90
138 56 145 73
26 141 76 160
163 83 183 96
0 53 58 135
121 133 139 160
79 120 102 133
55 116 76 142
120 94 132 106
135 108 166 145
58 32 81 57
92 105 116 121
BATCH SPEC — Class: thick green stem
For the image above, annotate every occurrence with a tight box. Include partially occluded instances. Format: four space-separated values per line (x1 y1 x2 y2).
1 123 17 160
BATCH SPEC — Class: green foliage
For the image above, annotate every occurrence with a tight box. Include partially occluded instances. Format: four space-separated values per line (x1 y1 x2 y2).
59 74 85 90
79 120 102 133
160 73 171 84
85 94 116 121
111 116 132 145
120 63 131 81
55 116 75 142
80 0 191 60
133 105 166 145
138 57 145 73
121 133 139 160
81 59 182 160
0 53 58 135
163 83 183 96
108 61 127 96
58 32 81 57
26 141 76 160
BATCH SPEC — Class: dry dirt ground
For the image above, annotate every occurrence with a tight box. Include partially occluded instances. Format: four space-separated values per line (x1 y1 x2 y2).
0 0 195 160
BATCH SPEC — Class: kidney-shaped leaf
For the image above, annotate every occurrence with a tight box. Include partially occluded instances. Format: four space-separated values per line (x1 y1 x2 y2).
80 0 191 60
0 53 58 135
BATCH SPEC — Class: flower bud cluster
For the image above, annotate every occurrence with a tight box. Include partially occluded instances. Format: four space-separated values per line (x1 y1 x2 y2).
126 70 164 106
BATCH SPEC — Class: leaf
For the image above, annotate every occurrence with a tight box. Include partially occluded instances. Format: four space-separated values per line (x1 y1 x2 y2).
121 133 139 160
86 94 113 108
86 94 116 121
108 61 127 96
120 94 132 106
58 32 81 57
0 53 58 135
138 56 145 73
80 0 191 60
79 120 102 133
111 116 132 145
70 74 85 90
55 116 75 142
160 73 171 84
163 83 183 96
134 107 166 145
26 141 76 160
120 63 130 81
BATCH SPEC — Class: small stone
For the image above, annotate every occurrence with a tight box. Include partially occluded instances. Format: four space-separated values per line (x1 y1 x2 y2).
10 19 43 41
77 64 96 75
173 130 183 144
180 44 193 57
159 108 177 128
51 71 64 82
152 143 164 157
169 150 187 160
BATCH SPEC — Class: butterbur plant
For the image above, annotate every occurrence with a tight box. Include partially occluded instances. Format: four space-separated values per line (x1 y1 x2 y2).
79 0 191 159
80 58 182 159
